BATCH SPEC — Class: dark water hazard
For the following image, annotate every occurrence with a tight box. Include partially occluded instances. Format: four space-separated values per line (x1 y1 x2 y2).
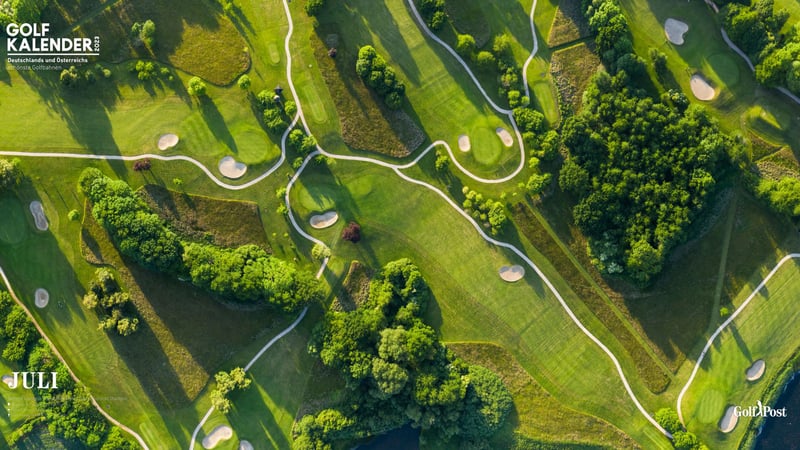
356 425 420 450
756 371 800 450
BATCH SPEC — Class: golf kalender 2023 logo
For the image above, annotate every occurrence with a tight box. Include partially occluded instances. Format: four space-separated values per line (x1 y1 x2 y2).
5 22 100 70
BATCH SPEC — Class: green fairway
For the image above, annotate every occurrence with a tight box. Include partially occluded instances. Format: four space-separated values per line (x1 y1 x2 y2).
0 196 29 246
682 259 800 447
290 160 672 448
0 358 40 445
707 53 740 88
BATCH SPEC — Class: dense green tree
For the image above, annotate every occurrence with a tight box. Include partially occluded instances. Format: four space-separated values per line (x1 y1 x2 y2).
475 51 496 71
456 34 476 57
237 74 251 90
655 407 682 435
356 45 406 109
0 158 21 191
188 76 207 97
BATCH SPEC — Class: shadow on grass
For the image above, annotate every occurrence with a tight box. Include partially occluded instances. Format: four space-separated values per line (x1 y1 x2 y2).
200 96 238 153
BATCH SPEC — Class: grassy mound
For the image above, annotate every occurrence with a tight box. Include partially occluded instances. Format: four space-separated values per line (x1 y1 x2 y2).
448 342 637 448
549 43 602 114
138 185 270 250
44 0 249 85
0 195 29 246
547 0 591 48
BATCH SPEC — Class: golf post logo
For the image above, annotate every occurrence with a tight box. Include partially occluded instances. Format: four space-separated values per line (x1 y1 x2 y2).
733 400 787 418
5 22 100 70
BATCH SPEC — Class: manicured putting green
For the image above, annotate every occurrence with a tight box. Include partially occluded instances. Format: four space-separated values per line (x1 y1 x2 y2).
694 388 725 424
470 126 504 165
267 42 281 64
229 126 275 165
0 195 29 245
301 85 329 124
708 53 740 87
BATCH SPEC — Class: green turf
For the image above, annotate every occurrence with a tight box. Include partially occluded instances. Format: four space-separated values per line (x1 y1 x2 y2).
44 0 250 85
0 196 29 246
290 160 672 448
681 260 800 448
0 357 40 447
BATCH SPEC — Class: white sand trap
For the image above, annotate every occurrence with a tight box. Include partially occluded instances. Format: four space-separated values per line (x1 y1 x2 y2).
499 265 525 282
746 359 766 381
1 375 13 388
458 134 471 152
719 405 738 433
29 201 48 231
202 425 233 449
157 133 179 150
35 288 49 308
495 128 514 147
665 18 689 45
691 74 716 101
238 441 254 450
310 211 338 229
218 156 248 179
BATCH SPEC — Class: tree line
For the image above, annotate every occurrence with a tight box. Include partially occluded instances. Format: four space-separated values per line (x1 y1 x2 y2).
295 259 512 449
78 169 322 313
720 0 800 94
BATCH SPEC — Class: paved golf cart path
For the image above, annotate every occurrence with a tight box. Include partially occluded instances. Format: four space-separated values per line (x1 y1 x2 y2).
0 0 678 446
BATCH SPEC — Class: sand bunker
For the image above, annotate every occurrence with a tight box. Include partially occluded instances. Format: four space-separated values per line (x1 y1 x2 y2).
202 425 233 449
157 133 179 150
238 441 254 450
719 405 738 433
499 265 525 282
665 18 689 45
746 359 766 381
2 375 13 388
458 134 471 152
218 156 248 179
495 128 514 147
29 201 48 231
310 211 338 229
35 288 49 308
691 75 716 101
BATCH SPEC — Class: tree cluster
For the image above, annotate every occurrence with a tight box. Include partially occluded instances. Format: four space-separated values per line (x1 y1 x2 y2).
461 187 507 235
297 259 512 449
583 0 634 69
355 45 406 110
756 176 800 218
82 268 140 336
183 243 322 313
128 60 172 82
722 0 800 94
655 408 708 450
131 19 156 48
79 168 184 273
0 292 37 362
79 169 322 313
210 367 251 414
0 158 22 192
288 128 318 156
305 0 325 17
418 0 447 31
559 70 734 284
59 64 113 88
0 0 48 27
257 89 291 134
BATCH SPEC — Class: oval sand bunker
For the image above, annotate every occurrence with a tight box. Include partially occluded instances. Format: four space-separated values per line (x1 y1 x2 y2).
665 18 689 45
202 425 233 449
691 74 716 101
458 134 471 152
719 405 738 433
239 441 254 450
218 156 248 179
1 374 13 387
35 288 49 308
499 265 525 282
157 133 179 150
746 359 765 381
29 201 48 231
495 128 514 147
310 211 338 229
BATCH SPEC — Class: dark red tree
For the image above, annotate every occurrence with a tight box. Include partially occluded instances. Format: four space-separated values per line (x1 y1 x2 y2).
341 221 361 243
133 159 152 171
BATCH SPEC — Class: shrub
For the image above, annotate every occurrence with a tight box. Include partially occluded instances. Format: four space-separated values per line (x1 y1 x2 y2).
311 243 331 260
475 51 496 71
132 159 151 171
305 0 325 16
456 34 476 57
67 210 80 221
237 74 251 90
341 222 361 243
188 76 207 97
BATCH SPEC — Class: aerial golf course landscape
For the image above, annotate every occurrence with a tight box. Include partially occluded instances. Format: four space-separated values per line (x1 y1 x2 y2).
1 0 800 448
